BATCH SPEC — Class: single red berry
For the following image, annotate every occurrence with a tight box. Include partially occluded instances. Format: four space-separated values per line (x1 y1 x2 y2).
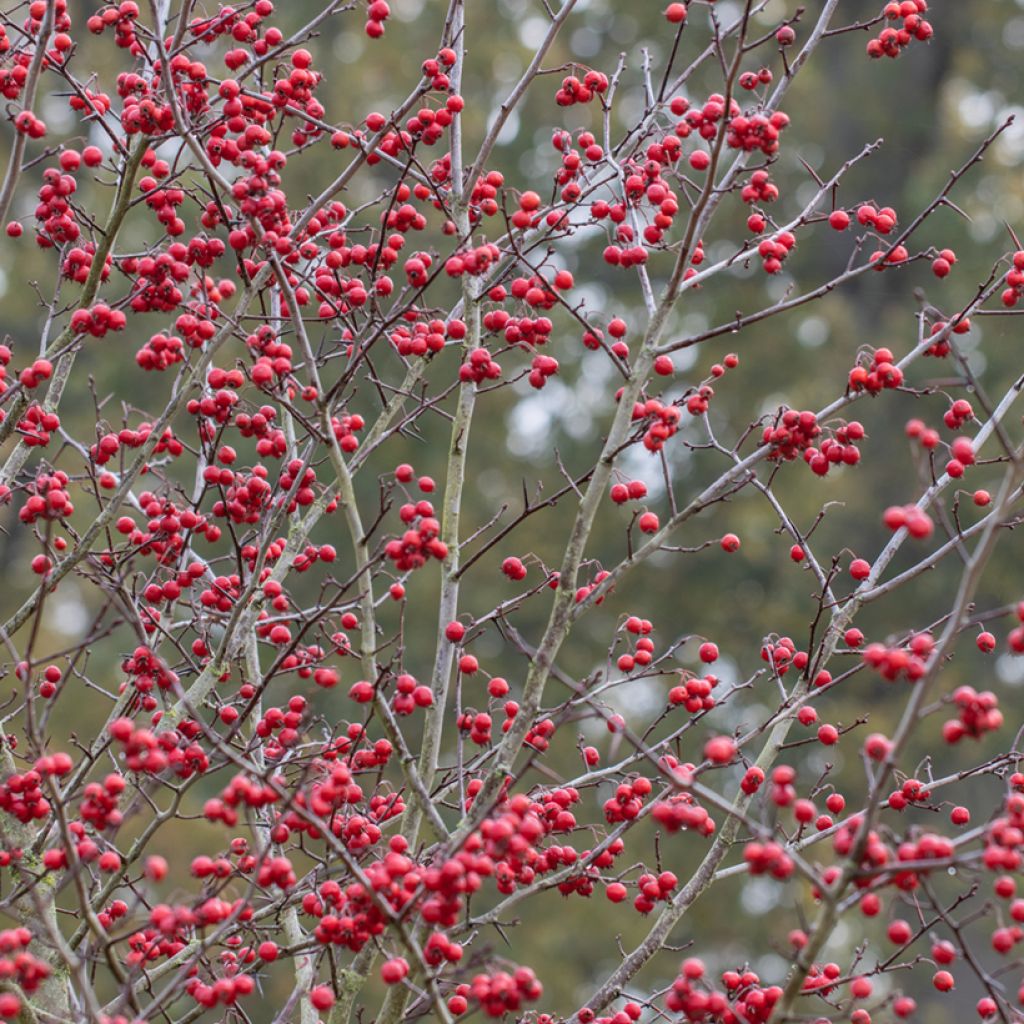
704 735 736 764
950 806 970 825
817 724 839 745
380 958 409 985
638 511 660 533
310 987 335 1011
606 882 628 902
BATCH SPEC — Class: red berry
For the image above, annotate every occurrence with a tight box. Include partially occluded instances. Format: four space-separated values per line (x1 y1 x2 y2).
849 558 871 580
310 986 335 1011
606 882 628 902
380 958 409 984
145 855 168 880
704 735 736 764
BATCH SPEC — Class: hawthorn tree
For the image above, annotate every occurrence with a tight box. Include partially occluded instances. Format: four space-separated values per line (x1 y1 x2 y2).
0 0 1022 1022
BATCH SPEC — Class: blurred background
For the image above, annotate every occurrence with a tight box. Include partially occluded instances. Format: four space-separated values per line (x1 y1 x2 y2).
3 0 1024 1020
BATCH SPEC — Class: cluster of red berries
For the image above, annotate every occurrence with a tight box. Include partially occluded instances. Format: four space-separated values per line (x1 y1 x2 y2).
453 704 494 745
18 470 73 524
904 416 941 452
727 109 790 156
0 768 51 824
673 94 736 144
664 959 731 1023
942 684 999 741
555 69 608 106
385 499 447 571
501 556 527 581
235 405 286 458
861 633 934 682
186 971 255 1010
364 0 390 38
650 788 715 836
15 404 59 448
452 968 542 1018
79 772 126 831
120 645 180 697
1002 251 1024 307
115 493 218 567
616 615 656 672
721 968 782 1023
739 66 774 90
741 169 779 204
444 242 500 278
603 777 652 824
397 98 462 149
487 312 552 353
631 398 682 452
387 318 459 357
34 166 79 245
458 347 502 384
124 250 190 313
867 0 933 58
108 718 173 775
87 1 141 48
883 503 934 539
942 398 975 433
631 868 679 913
119 77 175 136
856 202 899 234
138 167 190 240
764 409 821 461
943 435 976 478
669 668 718 712
521 352 557 389
127 910 192 969
806 421 865 475
16 354 52 390
609 479 648 504
761 636 807 676
756 230 795 274
0 930 50 1020
744 840 796 879
849 346 903 394
932 247 957 277
391 672 434 715
982 783 1024 873
210 466 272 525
